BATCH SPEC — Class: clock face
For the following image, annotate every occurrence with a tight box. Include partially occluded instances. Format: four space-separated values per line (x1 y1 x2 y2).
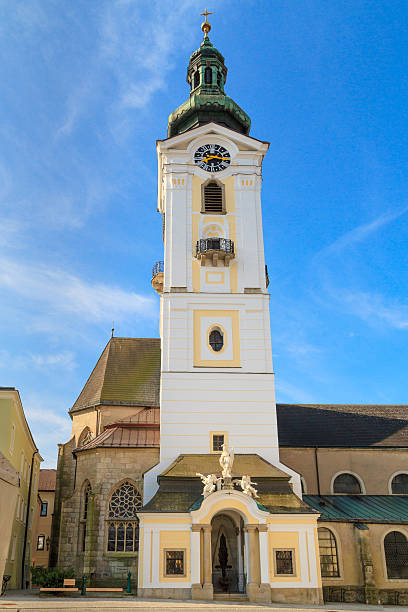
194 144 231 172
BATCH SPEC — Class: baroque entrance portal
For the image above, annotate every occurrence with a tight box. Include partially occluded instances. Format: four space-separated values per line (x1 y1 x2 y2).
211 512 245 593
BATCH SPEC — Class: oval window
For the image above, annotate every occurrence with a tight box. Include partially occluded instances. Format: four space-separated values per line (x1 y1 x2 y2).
209 328 224 352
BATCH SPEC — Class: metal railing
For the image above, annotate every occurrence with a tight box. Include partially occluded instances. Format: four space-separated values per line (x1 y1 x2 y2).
152 261 164 277
196 238 234 257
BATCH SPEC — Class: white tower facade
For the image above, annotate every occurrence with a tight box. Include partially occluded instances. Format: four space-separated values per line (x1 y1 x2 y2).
144 122 300 502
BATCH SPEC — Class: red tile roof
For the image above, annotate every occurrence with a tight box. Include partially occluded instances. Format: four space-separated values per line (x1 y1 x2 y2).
75 408 160 452
39 469 57 491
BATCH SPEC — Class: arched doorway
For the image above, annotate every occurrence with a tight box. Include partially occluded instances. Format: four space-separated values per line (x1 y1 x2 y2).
211 511 245 593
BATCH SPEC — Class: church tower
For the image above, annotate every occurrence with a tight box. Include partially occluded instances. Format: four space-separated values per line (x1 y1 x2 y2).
139 15 322 605
144 15 300 504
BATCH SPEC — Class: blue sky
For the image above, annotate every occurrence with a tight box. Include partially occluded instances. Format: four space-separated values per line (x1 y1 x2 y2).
1 1 407 467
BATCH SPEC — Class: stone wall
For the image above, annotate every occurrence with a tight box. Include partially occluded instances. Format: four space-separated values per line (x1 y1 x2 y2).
56 445 159 586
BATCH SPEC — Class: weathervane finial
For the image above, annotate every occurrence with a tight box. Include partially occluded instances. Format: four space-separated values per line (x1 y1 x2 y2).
200 8 213 38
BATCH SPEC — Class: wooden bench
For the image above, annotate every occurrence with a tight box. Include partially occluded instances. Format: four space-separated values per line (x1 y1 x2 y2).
86 587 124 597
40 578 79 594
87 588 123 592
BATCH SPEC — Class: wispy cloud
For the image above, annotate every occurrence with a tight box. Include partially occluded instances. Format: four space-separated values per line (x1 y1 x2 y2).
311 206 408 332
317 205 408 257
56 1 196 137
334 290 408 330
0 255 156 332
0 350 77 372
24 394 73 467
275 379 317 404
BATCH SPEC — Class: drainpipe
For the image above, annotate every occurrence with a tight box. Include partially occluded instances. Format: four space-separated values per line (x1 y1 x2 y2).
314 446 321 496
21 450 38 588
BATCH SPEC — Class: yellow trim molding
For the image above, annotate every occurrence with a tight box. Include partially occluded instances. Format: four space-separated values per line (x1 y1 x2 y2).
205 270 225 285
210 431 229 453
193 309 240 367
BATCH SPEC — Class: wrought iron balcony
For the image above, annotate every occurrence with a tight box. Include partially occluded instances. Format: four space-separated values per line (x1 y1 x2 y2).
151 261 164 294
196 238 235 267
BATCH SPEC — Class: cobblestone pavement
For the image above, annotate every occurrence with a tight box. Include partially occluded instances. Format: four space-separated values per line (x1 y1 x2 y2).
0 593 404 612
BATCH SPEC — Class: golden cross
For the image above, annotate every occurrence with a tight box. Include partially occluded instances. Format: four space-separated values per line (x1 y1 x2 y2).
200 9 213 22
200 8 213 37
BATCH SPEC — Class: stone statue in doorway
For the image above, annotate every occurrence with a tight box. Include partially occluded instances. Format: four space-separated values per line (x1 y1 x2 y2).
219 444 234 479
236 474 259 498
196 473 218 497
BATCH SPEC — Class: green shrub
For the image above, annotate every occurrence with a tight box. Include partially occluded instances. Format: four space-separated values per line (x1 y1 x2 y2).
30 566 75 587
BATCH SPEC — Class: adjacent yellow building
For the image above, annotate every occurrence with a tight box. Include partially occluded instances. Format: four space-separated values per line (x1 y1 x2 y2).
0 387 42 589
32 469 56 568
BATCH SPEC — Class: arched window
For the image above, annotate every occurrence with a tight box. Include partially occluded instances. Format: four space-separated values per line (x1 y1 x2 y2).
78 427 93 447
204 66 212 85
209 328 224 352
193 70 200 89
202 180 225 214
384 531 408 579
81 482 91 552
318 527 340 577
391 473 408 494
333 473 362 494
217 71 222 88
107 481 142 553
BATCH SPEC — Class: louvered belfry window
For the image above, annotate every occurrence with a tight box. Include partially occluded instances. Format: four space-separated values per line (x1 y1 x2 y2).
203 180 224 213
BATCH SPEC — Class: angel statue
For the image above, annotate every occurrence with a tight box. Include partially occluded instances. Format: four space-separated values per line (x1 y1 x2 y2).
219 444 234 479
196 473 218 498
237 474 259 498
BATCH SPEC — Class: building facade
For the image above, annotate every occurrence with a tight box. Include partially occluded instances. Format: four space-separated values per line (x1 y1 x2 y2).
0 451 19 591
0 387 42 589
52 20 408 605
32 469 56 569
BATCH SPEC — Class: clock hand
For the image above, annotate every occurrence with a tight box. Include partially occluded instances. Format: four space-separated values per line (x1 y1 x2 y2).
202 155 230 162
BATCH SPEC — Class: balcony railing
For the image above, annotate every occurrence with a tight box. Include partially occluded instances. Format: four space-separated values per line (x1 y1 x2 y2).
151 260 164 294
152 261 164 277
196 238 235 266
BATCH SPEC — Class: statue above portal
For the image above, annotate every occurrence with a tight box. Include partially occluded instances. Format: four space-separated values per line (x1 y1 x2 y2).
219 444 234 479
235 474 259 498
196 473 218 498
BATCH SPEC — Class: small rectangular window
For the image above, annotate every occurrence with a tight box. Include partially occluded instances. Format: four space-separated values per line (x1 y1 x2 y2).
274 549 295 575
213 434 224 452
37 535 45 551
40 501 48 516
210 432 227 453
165 550 185 576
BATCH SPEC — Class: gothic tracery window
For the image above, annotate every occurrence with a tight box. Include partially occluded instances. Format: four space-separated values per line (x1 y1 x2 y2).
107 481 142 553
78 427 93 447
81 482 92 552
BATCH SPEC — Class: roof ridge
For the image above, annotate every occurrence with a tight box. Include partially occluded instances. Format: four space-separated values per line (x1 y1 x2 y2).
70 339 111 413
